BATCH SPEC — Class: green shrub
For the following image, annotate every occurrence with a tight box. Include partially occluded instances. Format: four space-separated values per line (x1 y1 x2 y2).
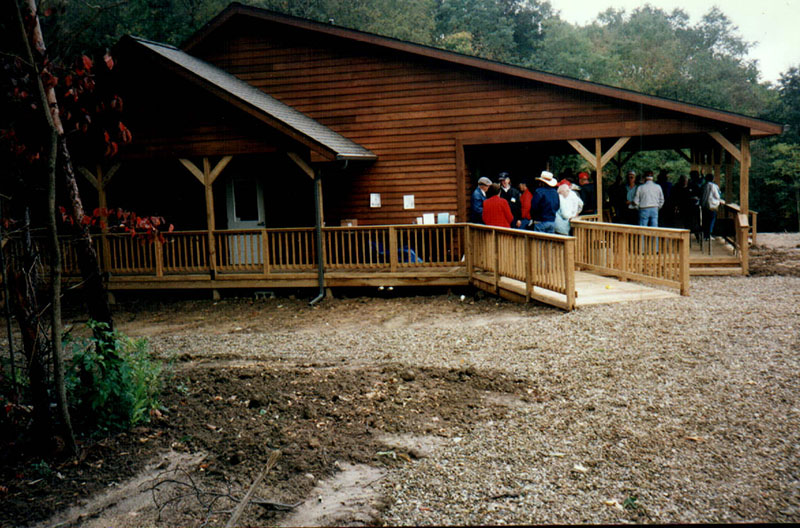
65 321 163 433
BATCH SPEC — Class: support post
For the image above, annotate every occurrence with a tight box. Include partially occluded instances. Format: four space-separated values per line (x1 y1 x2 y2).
595 139 603 219
492 229 499 293
180 157 232 278
203 158 217 276
310 168 326 305
464 225 473 280
389 226 398 273
679 230 690 296
740 134 750 216
564 238 576 311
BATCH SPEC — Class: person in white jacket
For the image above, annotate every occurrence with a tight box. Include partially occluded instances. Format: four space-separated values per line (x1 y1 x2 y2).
554 179 583 235
701 173 724 240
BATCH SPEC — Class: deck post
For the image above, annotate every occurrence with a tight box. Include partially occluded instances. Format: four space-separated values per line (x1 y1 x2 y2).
202 158 218 277
738 213 750 275
595 139 603 218
464 225 473 280
679 230 690 295
525 236 532 302
564 238 576 310
389 226 398 272
262 230 270 276
492 229 499 293
154 237 164 277
740 133 750 216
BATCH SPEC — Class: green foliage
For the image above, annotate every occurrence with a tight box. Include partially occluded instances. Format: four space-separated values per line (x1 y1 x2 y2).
435 0 552 63
65 321 163 434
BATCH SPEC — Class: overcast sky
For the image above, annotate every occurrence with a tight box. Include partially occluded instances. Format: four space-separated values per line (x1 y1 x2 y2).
546 0 800 84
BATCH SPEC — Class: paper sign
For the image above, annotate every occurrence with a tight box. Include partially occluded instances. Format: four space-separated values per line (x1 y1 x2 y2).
370 193 381 208
403 195 415 209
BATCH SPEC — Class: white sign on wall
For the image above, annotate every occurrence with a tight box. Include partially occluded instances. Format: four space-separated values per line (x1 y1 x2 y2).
403 195 415 209
370 193 381 208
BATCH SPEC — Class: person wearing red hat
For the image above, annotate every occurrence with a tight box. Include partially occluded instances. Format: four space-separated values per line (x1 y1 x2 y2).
578 172 596 215
555 179 584 235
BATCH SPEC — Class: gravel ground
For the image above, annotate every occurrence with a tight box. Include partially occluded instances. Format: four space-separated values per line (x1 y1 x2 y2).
133 271 800 525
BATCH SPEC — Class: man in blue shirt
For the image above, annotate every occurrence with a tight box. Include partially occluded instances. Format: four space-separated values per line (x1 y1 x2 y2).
530 171 559 233
470 177 492 223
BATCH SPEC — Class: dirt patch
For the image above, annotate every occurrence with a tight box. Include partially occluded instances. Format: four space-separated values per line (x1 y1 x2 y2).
2 360 534 527
2 234 797 527
750 233 800 277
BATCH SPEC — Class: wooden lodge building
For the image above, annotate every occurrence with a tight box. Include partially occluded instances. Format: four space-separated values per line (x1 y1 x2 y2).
61 2 782 310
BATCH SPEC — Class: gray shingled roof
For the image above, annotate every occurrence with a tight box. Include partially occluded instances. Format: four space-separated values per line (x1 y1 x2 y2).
131 37 376 161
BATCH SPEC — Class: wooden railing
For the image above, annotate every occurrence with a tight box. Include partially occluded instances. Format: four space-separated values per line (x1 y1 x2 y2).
571 219 690 295
5 221 695 310
324 224 464 271
467 225 576 310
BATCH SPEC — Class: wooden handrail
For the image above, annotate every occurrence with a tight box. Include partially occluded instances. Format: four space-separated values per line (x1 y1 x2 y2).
467 224 576 310
571 219 690 295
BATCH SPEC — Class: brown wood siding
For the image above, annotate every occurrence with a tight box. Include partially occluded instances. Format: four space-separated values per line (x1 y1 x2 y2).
115 55 305 160
190 20 719 225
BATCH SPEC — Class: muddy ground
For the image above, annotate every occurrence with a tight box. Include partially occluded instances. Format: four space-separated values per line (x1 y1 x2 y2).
1 233 798 527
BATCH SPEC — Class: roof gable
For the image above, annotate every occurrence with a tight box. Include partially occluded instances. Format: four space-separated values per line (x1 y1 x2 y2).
119 35 376 161
183 2 782 139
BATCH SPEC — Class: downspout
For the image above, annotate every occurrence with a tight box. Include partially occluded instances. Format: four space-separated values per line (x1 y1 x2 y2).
309 168 325 305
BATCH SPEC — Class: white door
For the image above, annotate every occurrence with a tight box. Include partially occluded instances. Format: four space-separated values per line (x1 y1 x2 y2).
225 177 265 265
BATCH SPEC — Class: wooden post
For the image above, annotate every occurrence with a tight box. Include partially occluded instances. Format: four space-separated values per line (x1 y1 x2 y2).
564 238 576 310
154 237 164 278
202 158 218 275
525 236 532 302
389 226 398 272
262 230 270 276
455 139 467 222
740 134 750 216
492 229 499 293
180 156 232 277
595 139 603 218
464 225 473 280
738 213 750 275
679 230 690 296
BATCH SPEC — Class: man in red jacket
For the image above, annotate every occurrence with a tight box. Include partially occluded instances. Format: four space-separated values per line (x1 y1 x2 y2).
482 183 514 228
518 177 534 230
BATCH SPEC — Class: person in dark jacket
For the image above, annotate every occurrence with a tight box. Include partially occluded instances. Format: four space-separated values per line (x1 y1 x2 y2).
469 176 492 223
497 172 522 227
578 171 596 215
530 170 559 233
482 183 514 228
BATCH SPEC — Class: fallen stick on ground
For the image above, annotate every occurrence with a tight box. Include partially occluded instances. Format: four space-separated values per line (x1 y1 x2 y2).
225 450 281 528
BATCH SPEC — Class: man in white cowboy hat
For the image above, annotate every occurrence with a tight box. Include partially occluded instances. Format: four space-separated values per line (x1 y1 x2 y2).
530 170 559 233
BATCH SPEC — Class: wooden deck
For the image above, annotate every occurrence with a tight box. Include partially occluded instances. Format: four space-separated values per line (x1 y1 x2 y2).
689 236 744 275
472 270 678 307
6 221 729 311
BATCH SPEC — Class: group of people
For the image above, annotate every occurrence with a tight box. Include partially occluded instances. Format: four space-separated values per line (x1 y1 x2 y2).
607 169 723 241
470 170 594 234
471 167 724 241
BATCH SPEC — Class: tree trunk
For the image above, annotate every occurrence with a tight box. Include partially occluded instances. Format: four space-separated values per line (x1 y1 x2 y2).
48 130 77 456
11 209 50 448
58 137 115 332
21 0 114 334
